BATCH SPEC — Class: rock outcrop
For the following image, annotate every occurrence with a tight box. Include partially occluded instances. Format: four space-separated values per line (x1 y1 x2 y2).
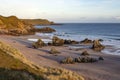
52 36 64 46
92 40 105 51
81 51 89 56
61 57 75 64
50 47 60 54
75 57 98 63
32 39 45 48
64 39 79 44
80 38 93 44
33 27 56 33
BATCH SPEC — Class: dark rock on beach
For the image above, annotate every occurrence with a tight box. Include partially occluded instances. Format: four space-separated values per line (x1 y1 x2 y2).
32 39 45 48
52 36 64 46
50 47 60 54
81 51 90 56
80 38 93 44
61 57 75 64
64 39 79 44
92 40 105 51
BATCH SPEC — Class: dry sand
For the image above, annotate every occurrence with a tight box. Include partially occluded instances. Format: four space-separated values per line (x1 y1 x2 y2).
0 35 120 80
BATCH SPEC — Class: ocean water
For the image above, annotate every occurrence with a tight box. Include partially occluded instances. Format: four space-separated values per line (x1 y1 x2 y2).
35 23 120 55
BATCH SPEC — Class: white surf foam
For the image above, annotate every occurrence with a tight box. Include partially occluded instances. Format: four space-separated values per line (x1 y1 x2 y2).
28 39 52 44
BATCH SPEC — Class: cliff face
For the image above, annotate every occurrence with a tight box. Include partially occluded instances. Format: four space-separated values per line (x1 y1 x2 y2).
21 19 54 25
0 15 34 35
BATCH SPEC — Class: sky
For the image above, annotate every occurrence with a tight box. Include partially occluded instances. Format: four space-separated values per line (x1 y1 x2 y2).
0 0 120 23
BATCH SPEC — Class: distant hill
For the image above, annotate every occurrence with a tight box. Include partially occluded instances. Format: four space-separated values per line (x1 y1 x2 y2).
0 41 84 80
21 19 54 25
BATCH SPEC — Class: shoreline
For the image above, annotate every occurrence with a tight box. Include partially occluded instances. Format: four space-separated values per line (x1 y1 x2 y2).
0 35 120 80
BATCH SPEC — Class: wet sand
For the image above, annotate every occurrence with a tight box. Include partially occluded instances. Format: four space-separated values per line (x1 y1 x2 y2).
0 35 120 80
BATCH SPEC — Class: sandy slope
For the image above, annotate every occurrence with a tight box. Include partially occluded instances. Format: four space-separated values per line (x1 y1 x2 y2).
0 35 120 80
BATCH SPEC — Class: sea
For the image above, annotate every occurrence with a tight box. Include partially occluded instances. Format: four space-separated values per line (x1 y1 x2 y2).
35 23 120 55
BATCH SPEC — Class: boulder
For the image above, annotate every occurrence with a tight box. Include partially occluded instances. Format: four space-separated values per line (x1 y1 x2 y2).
75 57 81 63
32 39 45 48
52 36 64 46
61 57 74 64
81 51 89 56
75 57 98 63
50 47 60 54
99 56 104 60
98 39 104 42
80 38 93 44
92 40 105 51
64 40 72 44
64 40 79 44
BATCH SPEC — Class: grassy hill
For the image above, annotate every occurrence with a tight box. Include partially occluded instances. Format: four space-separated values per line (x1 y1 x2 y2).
0 15 34 35
0 41 84 80
21 19 54 26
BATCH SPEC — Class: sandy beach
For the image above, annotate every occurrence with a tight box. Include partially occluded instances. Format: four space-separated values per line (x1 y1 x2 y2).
0 35 120 80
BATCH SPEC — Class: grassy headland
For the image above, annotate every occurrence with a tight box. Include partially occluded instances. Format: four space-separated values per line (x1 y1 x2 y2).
0 15 56 36
21 19 54 26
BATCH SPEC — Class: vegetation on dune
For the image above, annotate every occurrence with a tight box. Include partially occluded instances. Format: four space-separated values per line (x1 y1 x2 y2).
0 50 44 80
0 41 84 80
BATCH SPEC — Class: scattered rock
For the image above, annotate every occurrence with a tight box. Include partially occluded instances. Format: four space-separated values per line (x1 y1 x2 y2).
61 57 75 64
75 57 81 63
80 38 93 44
50 47 60 54
64 40 71 44
81 51 89 56
48 42 53 46
61 56 99 64
75 57 98 63
64 40 79 44
99 56 104 60
52 36 64 46
98 39 104 42
32 39 45 48
92 40 105 51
